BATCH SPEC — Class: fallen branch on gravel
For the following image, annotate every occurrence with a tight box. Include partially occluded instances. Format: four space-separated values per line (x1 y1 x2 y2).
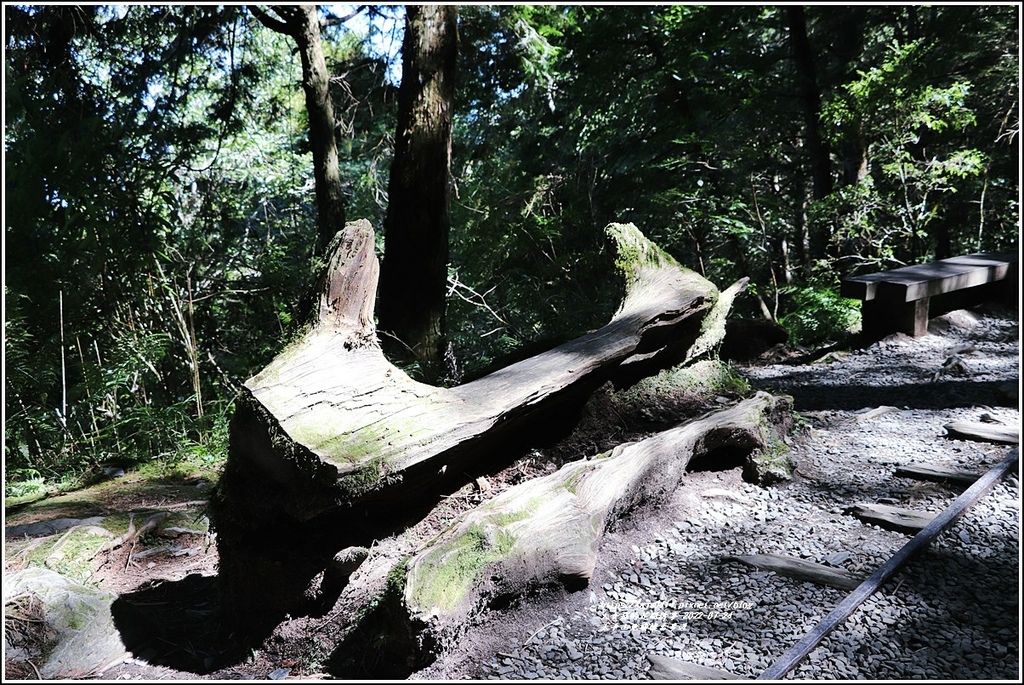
647 654 745 680
894 464 981 488
845 503 935 534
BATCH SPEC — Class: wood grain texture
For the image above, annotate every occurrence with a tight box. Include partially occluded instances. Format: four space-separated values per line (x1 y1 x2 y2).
724 553 862 590
229 220 723 519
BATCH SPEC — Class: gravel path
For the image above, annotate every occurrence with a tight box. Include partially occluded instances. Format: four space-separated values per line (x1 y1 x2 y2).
421 305 1019 681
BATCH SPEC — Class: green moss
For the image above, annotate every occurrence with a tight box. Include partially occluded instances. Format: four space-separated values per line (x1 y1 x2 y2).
561 464 596 494
606 223 683 285
334 457 386 499
491 501 537 527
22 520 123 584
407 522 517 614
745 438 796 486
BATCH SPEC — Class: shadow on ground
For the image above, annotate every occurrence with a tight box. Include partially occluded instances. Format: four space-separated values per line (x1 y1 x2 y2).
110 573 250 675
753 378 1017 412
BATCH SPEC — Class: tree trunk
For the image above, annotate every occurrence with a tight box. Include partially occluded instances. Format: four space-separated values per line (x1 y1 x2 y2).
251 5 347 256
211 219 732 633
787 6 832 203
377 5 459 374
824 8 869 189
786 6 832 270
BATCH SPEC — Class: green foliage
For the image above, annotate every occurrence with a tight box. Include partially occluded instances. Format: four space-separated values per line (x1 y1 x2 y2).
4 4 1018 491
4 6 392 489
779 287 861 347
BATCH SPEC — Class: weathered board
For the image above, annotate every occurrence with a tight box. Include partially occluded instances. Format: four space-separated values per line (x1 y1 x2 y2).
894 464 981 487
724 553 862 590
943 421 1019 444
846 502 936 534
647 654 746 680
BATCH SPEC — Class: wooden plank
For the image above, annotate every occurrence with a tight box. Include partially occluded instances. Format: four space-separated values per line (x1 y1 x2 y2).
757 448 1018 680
894 464 981 487
842 252 1017 303
724 554 862 590
847 503 935 534
647 654 746 680
876 256 1016 302
943 421 1019 444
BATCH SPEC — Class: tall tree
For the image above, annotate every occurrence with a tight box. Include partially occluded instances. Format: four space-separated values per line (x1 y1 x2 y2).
787 5 832 268
249 4 347 256
377 5 459 376
787 6 831 202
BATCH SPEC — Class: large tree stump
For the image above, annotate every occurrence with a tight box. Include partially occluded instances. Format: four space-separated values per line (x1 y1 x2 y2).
211 219 731 631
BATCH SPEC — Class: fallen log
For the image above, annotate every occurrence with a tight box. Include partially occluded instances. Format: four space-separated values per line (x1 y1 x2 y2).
212 219 736 630
386 392 791 663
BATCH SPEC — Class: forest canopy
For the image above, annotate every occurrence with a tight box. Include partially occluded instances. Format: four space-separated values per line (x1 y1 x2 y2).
3 4 1019 491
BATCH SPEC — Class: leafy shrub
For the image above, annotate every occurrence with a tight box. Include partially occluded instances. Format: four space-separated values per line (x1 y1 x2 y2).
779 287 860 347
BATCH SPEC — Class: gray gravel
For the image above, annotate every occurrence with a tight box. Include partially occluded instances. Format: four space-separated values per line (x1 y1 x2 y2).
465 306 1019 681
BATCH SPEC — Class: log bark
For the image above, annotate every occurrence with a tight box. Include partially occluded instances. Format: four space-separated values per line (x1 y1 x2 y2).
212 218 731 630
378 4 458 370
390 393 791 659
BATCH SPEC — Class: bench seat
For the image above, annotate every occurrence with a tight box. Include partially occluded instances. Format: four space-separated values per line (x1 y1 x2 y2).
841 252 1018 337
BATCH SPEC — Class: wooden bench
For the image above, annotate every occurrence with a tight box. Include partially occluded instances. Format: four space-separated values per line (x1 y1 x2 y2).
840 252 1018 337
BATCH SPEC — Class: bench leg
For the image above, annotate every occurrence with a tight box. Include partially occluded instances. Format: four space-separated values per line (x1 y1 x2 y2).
861 298 930 338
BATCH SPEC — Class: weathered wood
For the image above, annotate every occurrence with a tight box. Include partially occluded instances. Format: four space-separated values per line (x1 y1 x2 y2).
894 464 981 487
840 252 1018 337
846 503 935 534
943 421 1019 444
724 554 862 590
224 219 723 523
212 218 736 630
647 654 746 680
396 393 791 650
758 448 1018 680
854 406 899 421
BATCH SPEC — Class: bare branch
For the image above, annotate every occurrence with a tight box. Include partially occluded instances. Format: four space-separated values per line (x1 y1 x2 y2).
323 4 368 27
247 5 292 36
